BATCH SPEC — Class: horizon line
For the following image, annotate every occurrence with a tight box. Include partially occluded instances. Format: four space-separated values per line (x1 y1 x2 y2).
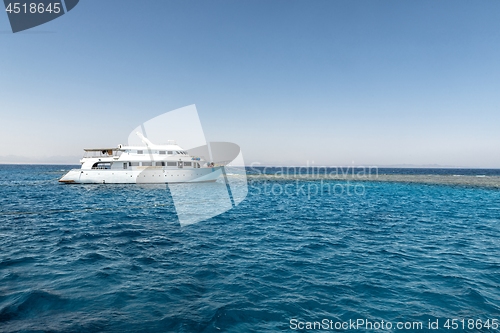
1 162 500 170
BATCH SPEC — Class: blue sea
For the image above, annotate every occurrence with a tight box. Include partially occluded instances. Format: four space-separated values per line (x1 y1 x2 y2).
1 164 500 332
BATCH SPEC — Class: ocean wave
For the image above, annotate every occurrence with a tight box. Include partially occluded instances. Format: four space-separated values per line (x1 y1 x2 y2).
1 165 500 332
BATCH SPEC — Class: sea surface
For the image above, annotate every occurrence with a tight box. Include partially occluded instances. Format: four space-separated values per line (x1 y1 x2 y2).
1 164 500 332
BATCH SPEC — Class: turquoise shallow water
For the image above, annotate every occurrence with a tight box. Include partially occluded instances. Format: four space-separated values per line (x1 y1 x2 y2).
1 165 500 332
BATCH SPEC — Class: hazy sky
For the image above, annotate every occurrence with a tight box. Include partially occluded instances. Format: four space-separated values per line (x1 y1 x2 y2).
1 0 500 167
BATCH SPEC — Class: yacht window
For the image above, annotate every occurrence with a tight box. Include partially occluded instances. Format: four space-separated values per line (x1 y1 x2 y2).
195 162 200 168
123 163 127 170
184 162 192 167
92 162 111 170
130 162 140 166
155 162 165 166
137 150 143 154
142 162 152 166
176 151 180 154
167 151 173 155
159 151 166 155
166 162 177 167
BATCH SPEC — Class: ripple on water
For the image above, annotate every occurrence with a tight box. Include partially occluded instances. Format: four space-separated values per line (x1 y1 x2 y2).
1 166 500 332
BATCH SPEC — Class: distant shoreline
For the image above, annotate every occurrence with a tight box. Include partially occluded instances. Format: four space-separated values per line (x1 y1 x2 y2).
1 163 500 169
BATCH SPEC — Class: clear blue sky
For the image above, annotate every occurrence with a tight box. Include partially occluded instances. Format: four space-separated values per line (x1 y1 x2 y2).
1 0 500 167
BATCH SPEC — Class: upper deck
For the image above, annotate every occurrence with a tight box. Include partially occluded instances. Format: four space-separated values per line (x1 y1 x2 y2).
80 143 207 170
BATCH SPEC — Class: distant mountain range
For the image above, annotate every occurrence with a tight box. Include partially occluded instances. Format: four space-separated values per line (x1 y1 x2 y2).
0 155 80 165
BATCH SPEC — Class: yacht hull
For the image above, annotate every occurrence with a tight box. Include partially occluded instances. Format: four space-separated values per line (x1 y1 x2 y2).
59 167 222 184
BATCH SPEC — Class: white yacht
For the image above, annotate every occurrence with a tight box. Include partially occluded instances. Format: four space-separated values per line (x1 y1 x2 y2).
59 133 221 184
